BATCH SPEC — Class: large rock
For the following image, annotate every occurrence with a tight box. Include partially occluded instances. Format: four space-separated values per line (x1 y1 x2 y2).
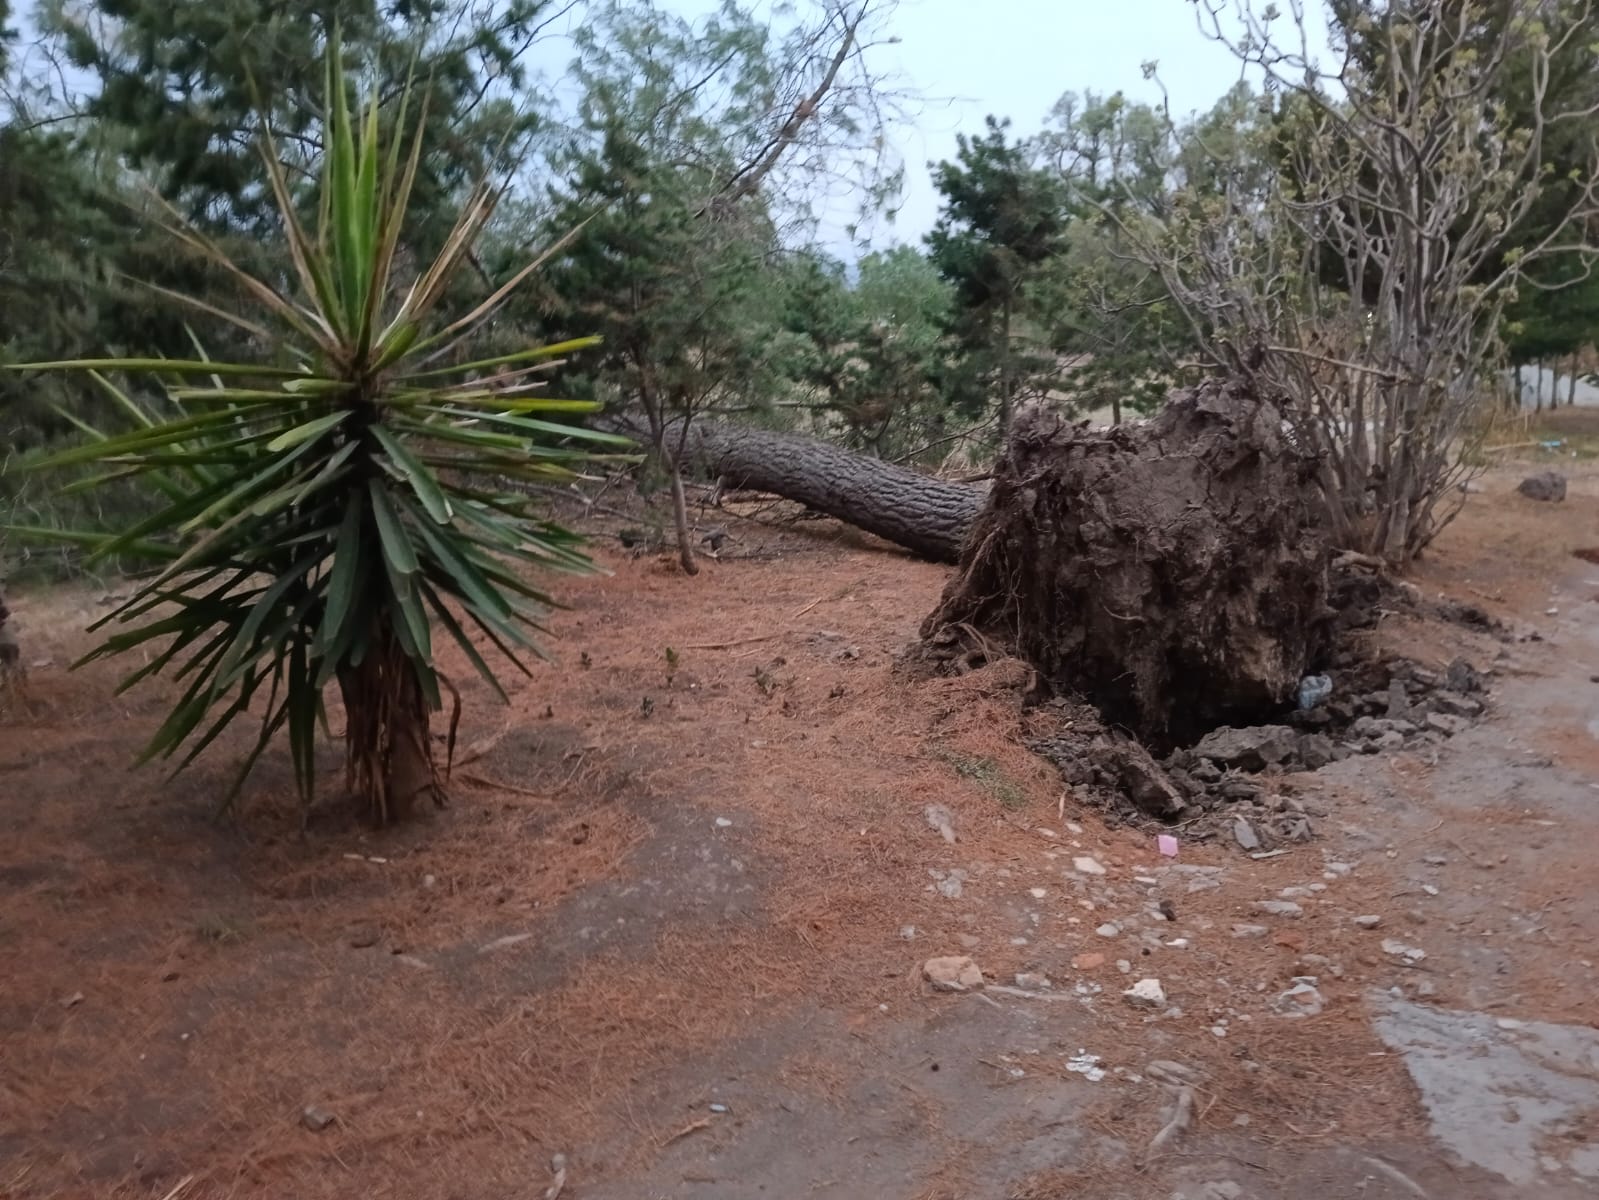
1517 472 1567 502
1192 724 1299 771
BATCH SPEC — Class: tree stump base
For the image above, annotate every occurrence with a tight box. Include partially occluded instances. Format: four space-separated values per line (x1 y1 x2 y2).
921 378 1333 749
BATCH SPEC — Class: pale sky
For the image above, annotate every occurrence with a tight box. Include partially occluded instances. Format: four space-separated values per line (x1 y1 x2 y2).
868 0 1261 244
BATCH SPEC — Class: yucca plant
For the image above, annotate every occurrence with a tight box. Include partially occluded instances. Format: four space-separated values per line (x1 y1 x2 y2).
5 44 631 823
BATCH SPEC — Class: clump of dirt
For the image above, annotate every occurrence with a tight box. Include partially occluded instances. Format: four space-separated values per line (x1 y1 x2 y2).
920 377 1333 748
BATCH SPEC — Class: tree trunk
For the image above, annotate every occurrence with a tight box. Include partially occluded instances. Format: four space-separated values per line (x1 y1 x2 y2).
1569 354 1579 407
0 585 18 681
675 419 985 563
339 628 440 826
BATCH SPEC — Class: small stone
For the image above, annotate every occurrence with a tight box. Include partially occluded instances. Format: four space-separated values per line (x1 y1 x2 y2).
1352 914 1383 929
958 932 981 949
1072 952 1106 970
1232 817 1261 851
924 803 956 843
1324 862 1354 876
1274 981 1325 1017
1029 887 1048 899
1073 855 1107 876
714 817 734 828
1211 1024 1229 1038
1432 692 1483 718
422 874 437 889
301 1105 337 1132
1416 979 1438 999
1253 900 1303 918
348 926 380 949
1123 978 1166 1008
61 992 85 1009
923 955 985 992
936 876 963 900
1066 822 1084 834
1421 884 1439 896
1517 471 1567 502
1423 854 1448 866
1116 959 1132 973
1425 712 1470 737
1381 938 1427 962
708 1102 730 1114
1279 886 1314 899
1015 972 1052 990
1231 924 1269 939
1375 730 1405 751
899 925 917 941
1095 923 1120 938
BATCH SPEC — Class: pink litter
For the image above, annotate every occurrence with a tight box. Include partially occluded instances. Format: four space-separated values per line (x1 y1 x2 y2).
1157 835 1179 858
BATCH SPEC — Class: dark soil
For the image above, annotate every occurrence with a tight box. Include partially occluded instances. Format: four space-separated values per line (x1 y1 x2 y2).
921 378 1333 748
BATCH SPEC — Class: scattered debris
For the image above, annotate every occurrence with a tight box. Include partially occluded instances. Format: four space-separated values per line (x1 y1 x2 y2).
1157 834 1180 857
301 1105 336 1132
1146 1081 1197 1157
478 932 535 954
1065 1050 1107 1082
1124 978 1167 1009
923 803 956 843
544 1152 568 1200
1193 724 1299 771
936 875 963 900
923 956 985 992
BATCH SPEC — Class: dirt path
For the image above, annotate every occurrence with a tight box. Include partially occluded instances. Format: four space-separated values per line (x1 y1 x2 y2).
2 463 1598 1199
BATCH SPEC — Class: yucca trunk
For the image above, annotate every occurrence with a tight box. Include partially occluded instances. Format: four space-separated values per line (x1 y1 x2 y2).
0 585 18 678
339 626 439 824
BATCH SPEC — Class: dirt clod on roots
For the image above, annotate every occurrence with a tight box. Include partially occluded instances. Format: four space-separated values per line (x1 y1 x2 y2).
921 377 1333 747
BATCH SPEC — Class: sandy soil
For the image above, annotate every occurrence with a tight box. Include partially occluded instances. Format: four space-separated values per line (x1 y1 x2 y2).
2 457 1598 1200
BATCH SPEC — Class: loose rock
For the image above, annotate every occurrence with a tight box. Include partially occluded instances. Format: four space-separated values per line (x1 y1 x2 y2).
301 1105 337 1132
1274 980 1326 1017
1124 978 1167 1009
1073 855 1108 876
1253 900 1304 918
1015 972 1052 990
1232 817 1261 852
923 956 985 992
1231 923 1269 939
1518 471 1567 502
924 803 957 843
1193 725 1299 771
1353 914 1384 930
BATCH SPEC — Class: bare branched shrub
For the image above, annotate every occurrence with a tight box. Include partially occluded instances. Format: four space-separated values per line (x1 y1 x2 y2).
1121 0 1599 562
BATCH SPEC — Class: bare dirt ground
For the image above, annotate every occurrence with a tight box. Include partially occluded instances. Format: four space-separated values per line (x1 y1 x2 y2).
4 447 1599 1200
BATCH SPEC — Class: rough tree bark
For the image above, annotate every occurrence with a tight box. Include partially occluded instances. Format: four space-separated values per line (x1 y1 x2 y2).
920 379 1334 747
675 419 985 563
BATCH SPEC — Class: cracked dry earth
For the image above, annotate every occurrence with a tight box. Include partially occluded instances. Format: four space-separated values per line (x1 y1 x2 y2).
3 459 1599 1200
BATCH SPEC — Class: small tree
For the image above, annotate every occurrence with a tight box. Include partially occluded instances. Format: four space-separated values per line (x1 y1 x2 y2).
6 44 628 822
927 116 1067 438
1128 0 1599 562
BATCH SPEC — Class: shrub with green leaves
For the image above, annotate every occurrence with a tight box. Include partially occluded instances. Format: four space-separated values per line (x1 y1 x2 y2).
6 44 630 823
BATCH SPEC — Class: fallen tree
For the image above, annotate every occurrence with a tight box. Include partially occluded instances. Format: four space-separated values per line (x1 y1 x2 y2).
673 419 985 563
